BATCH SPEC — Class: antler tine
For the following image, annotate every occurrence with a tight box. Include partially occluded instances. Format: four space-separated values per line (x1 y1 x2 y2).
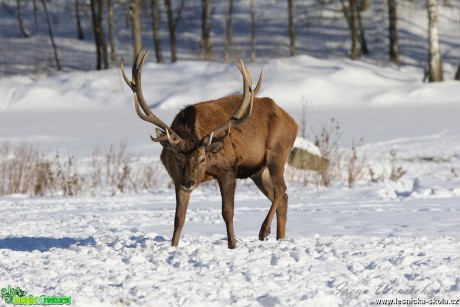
253 68 263 95
149 128 180 145
233 59 262 96
233 59 253 119
132 49 154 118
120 61 134 91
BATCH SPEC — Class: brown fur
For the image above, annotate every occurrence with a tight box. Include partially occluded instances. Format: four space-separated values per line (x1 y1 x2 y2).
160 94 298 249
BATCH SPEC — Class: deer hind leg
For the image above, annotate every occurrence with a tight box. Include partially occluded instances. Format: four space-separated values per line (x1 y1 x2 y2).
252 165 289 241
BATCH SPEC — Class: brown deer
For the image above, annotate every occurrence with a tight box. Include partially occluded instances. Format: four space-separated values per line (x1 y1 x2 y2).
121 50 298 249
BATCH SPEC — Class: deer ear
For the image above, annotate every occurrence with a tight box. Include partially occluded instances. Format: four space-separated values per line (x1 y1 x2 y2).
206 141 224 154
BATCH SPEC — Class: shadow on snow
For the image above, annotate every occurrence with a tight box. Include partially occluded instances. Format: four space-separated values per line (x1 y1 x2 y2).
0 236 96 252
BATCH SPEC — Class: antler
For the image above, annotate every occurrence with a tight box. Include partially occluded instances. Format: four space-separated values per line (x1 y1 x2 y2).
253 69 263 96
121 49 181 146
201 59 262 146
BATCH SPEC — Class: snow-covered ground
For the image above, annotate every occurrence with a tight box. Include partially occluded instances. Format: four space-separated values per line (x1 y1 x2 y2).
1 187 460 306
1 54 459 306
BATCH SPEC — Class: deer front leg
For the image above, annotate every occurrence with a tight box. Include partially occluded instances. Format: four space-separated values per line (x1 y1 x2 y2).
171 187 191 247
218 174 237 249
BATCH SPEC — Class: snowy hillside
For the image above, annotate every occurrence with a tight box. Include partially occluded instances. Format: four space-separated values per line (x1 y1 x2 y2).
1 52 460 305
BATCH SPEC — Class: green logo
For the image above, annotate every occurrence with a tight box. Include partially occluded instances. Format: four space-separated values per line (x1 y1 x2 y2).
1 285 71 305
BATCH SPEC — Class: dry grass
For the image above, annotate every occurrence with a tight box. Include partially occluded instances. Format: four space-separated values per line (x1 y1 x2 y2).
314 118 343 187
346 139 367 188
0 142 165 197
291 115 384 188
389 149 407 181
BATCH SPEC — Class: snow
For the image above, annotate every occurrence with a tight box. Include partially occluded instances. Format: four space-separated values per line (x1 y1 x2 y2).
1 187 459 306
1 3 460 305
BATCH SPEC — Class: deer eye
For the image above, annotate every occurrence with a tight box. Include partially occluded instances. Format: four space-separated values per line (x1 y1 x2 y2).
200 157 206 164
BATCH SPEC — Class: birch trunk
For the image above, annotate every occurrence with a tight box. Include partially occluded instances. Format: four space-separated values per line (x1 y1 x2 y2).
427 0 443 82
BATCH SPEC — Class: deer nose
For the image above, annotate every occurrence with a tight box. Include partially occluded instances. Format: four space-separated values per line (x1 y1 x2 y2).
181 181 195 190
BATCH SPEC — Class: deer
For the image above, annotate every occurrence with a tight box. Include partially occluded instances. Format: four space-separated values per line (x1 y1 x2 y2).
121 50 298 249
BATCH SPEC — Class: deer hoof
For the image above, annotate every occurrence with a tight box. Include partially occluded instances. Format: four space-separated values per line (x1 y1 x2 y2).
259 224 271 241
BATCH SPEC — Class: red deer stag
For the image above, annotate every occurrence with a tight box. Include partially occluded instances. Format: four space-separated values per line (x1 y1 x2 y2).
121 50 298 249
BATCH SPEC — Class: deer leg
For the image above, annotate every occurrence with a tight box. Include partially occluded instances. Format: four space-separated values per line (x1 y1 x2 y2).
218 174 237 249
259 157 288 241
251 167 274 200
275 194 288 240
171 187 191 247
252 168 290 240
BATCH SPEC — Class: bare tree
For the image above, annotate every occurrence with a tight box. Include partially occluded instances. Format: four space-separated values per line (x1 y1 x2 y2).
427 0 443 82
349 0 361 59
129 0 142 59
388 0 400 65
287 0 296 56
107 0 116 61
250 0 256 62
356 1 369 55
164 0 177 62
225 0 234 63
201 0 212 60
456 7 460 81
16 0 30 37
40 0 61 70
90 0 108 70
340 0 361 59
151 0 164 63
75 0 84 40
32 0 38 29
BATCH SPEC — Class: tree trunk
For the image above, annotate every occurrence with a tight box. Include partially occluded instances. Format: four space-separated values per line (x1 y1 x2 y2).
427 0 443 82
151 0 163 63
174 0 186 30
33 0 38 29
201 0 212 60
356 2 369 55
107 0 116 61
75 0 84 40
164 0 177 62
388 0 399 65
16 0 30 37
90 0 101 69
455 64 460 80
287 0 296 56
90 0 108 70
99 0 108 68
129 0 142 59
225 0 234 63
40 0 61 70
348 0 361 59
250 0 256 62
